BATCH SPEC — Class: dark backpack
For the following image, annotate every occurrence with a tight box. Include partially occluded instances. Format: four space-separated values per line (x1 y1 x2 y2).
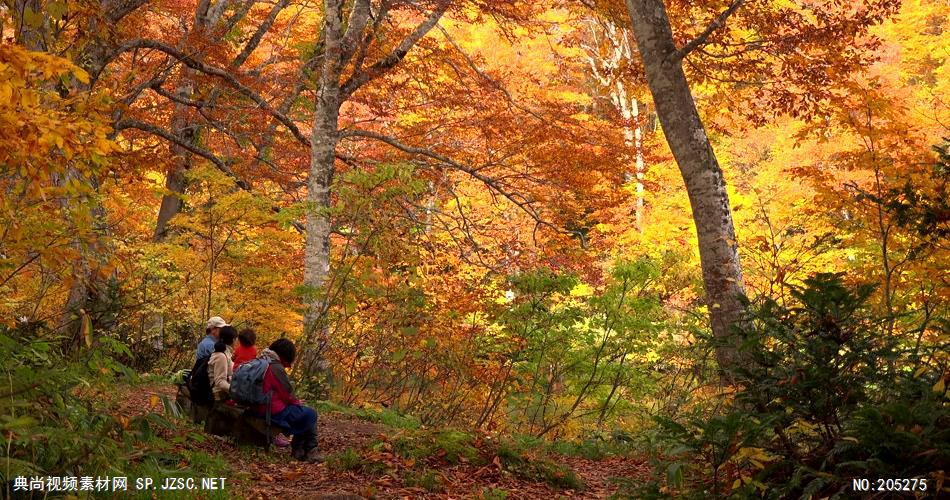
230 357 273 405
188 355 214 406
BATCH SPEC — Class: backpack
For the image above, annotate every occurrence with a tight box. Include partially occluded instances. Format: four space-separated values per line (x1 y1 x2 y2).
188 355 214 406
230 357 273 405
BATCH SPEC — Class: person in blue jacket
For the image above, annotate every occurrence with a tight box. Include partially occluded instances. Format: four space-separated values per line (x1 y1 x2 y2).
196 316 228 360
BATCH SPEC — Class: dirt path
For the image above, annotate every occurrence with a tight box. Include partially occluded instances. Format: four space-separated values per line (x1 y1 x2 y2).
113 383 649 499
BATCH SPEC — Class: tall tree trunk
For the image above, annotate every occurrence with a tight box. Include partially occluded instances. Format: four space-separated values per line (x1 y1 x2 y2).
152 0 234 241
298 0 449 383
154 79 195 241
585 21 648 231
624 0 748 373
15 0 111 341
611 83 646 231
302 92 340 360
632 98 645 232
300 0 346 380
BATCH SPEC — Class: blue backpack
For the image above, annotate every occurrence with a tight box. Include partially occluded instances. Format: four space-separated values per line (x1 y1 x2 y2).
229 358 273 405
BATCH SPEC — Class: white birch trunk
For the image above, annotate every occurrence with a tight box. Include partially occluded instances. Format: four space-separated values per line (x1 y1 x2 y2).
633 98 645 232
587 21 648 232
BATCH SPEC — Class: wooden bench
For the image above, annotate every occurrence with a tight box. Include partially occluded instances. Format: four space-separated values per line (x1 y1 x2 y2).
176 384 287 451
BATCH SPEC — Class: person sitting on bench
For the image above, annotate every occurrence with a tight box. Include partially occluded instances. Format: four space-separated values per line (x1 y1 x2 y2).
233 329 290 447
233 328 258 369
257 339 322 463
197 316 228 361
209 326 237 402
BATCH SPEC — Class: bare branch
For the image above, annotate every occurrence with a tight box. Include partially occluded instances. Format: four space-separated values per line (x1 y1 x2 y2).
340 0 450 97
111 39 310 146
232 0 290 68
106 0 150 24
149 82 210 108
115 119 306 233
115 118 248 188
120 60 178 107
339 129 563 235
222 0 257 33
672 0 746 62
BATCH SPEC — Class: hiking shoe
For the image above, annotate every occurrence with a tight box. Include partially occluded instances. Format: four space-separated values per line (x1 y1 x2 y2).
291 448 306 461
273 434 291 448
305 448 324 464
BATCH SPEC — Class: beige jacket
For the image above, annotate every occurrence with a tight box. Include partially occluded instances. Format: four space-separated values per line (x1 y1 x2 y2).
208 345 234 400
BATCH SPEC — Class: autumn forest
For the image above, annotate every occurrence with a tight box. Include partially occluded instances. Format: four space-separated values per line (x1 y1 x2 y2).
1 0 948 497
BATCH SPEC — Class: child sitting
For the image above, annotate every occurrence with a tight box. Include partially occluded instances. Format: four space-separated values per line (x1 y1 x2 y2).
232 328 258 369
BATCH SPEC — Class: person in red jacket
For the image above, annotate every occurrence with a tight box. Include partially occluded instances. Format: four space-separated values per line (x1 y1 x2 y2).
256 339 321 462
232 328 258 369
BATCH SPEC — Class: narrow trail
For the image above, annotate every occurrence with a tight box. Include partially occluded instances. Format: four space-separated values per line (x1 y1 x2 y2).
109 383 649 499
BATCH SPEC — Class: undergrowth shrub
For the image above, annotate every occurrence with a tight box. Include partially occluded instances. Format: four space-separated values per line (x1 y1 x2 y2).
515 430 637 460
313 400 421 429
0 326 228 496
325 447 387 474
385 429 484 465
630 273 949 498
401 468 445 492
369 427 585 490
497 441 584 490
480 487 509 499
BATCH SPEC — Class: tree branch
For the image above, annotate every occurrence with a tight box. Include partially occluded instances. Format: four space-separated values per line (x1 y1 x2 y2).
115 118 248 188
106 0 150 24
339 129 562 235
436 25 555 125
115 119 306 233
232 0 290 68
671 0 746 62
111 39 310 146
340 0 450 98
222 0 256 34
339 0 372 64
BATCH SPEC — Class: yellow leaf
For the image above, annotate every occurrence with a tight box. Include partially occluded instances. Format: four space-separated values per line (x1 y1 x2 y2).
934 378 946 394
149 394 161 409
570 283 593 297
72 67 90 85
0 82 12 104
79 309 93 348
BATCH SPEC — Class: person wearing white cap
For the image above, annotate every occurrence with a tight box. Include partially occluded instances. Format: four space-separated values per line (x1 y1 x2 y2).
196 316 228 360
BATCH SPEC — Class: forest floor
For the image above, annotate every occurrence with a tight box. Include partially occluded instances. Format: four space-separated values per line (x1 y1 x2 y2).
104 382 651 499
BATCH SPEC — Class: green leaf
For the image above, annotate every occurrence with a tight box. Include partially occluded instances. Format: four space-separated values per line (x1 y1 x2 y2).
666 462 684 487
0 415 36 430
0 457 41 477
48 0 67 20
23 8 44 28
